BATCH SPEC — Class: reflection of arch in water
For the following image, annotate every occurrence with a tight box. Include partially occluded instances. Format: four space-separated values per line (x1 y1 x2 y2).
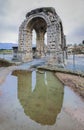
13 70 64 125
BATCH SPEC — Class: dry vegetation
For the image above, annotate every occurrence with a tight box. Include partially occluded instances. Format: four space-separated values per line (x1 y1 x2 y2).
0 58 14 67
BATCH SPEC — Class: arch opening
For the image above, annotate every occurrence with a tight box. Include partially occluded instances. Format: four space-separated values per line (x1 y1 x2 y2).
59 22 63 49
32 29 37 58
27 17 47 58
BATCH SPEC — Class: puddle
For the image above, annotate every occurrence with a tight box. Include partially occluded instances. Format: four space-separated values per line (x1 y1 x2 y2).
12 70 64 125
0 70 84 130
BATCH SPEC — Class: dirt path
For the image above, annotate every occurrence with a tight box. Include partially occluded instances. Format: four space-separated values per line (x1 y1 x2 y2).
0 66 17 85
55 72 84 125
55 72 84 99
0 65 84 129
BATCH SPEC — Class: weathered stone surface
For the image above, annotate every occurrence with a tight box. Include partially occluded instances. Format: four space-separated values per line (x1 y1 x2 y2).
18 7 66 63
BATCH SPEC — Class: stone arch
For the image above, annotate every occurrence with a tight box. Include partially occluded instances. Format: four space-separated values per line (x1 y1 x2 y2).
24 14 51 29
18 7 66 63
21 16 48 59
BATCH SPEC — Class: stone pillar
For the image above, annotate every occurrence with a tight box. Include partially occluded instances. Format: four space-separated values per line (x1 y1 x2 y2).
24 30 33 61
20 29 33 62
36 31 45 58
47 25 59 64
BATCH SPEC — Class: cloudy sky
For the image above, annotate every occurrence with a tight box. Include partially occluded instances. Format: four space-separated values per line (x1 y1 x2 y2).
0 0 84 45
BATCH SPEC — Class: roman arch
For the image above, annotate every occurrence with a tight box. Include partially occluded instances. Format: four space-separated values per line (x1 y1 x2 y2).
18 7 66 63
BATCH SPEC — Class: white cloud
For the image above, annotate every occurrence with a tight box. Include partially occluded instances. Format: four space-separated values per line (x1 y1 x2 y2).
0 0 84 44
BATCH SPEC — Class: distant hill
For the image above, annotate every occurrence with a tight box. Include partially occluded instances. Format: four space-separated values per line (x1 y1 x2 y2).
0 43 18 50
0 43 36 49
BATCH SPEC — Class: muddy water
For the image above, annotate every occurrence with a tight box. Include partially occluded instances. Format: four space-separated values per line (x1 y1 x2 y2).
0 70 84 130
